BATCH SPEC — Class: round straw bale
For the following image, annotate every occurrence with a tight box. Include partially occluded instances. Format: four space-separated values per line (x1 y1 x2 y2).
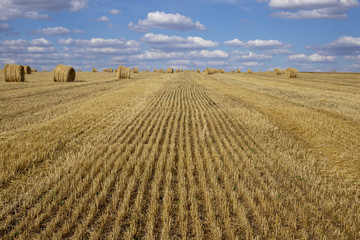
4 64 25 82
133 67 139 73
117 65 131 79
219 69 225 73
53 64 76 82
78 69 82 72
180 69 183 72
286 68 298 78
92 68 97 72
196 69 200 73
157 69 165 73
236 69 241 73
31 69 37 72
281 69 286 75
247 69 252 74
146 69 149 72
274 68 281 75
108 68 113 73
154 69 157 72
23 65 31 74
166 68 174 73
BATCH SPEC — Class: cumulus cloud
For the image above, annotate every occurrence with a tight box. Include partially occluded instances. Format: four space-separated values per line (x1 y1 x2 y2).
186 50 229 59
142 33 218 51
128 11 207 31
230 50 273 61
29 27 83 35
58 37 140 47
308 36 360 55
263 0 359 19
0 23 12 32
287 53 337 62
95 16 110 22
110 9 122 15
224 38 293 54
0 0 87 21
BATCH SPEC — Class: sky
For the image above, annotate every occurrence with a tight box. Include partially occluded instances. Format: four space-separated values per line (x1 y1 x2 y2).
0 0 360 72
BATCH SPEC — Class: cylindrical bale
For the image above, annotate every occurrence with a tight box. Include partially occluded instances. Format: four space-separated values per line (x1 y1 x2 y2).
286 68 298 78
133 67 139 73
196 69 200 73
274 68 281 75
206 68 213 75
78 69 82 72
23 65 31 74
154 69 157 72
281 69 286 75
31 69 37 72
108 68 113 72
146 69 149 72
166 68 174 73
236 69 241 73
247 69 252 74
53 64 76 82
220 69 225 73
92 68 97 72
4 64 25 82
117 65 131 79
157 69 165 73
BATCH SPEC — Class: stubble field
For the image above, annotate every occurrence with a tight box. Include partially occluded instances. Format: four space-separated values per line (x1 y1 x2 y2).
0 71 360 239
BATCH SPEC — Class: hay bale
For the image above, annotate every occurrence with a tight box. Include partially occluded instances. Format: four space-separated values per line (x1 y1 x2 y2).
23 65 31 74
154 69 157 72
332 70 336 73
53 64 76 82
206 68 215 75
281 69 286 75
108 68 113 73
230 70 235 73
4 64 25 82
117 65 131 79
146 69 149 72
92 68 97 72
157 69 165 73
219 69 225 73
196 69 200 73
166 68 174 73
133 67 139 73
115 68 118 72
31 69 37 72
78 69 82 72
44 70 47 72
286 68 298 78
247 69 252 74
274 68 281 75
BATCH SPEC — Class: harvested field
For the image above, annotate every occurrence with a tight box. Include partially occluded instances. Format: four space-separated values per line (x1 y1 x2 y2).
0 71 360 239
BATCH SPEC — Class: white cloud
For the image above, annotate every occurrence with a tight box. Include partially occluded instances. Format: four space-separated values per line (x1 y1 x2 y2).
142 33 218 50
0 23 11 32
287 53 337 62
0 0 87 21
230 50 273 61
264 0 359 19
242 62 263 66
308 36 360 55
58 37 139 47
128 11 207 31
224 38 292 54
110 9 122 15
95 16 110 22
29 27 83 35
186 50 229 59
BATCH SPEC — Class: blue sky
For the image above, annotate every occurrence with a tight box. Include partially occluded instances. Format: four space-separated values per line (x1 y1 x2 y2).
1 0 360 72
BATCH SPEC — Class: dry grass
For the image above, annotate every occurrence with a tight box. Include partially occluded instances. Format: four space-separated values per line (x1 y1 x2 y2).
0 71 360 239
